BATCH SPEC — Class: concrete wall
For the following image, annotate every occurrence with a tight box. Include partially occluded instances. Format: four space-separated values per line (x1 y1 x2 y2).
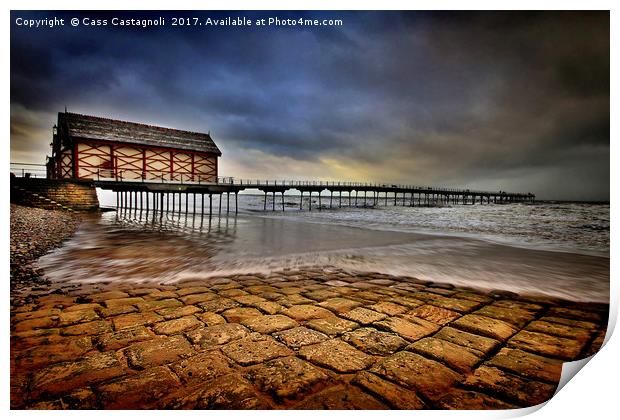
10 177 100 212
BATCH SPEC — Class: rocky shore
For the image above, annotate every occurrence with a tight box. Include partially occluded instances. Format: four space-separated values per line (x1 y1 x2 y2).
9 204 609 410
10 204 81 295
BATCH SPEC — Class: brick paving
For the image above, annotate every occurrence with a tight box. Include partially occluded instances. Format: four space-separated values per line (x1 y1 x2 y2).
10 269 608 410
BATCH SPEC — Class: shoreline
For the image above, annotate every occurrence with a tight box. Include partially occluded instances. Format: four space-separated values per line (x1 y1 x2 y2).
10 204 81 298
9 205 610 409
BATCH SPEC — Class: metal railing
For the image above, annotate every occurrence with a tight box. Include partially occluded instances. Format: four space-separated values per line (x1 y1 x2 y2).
10 163 47 178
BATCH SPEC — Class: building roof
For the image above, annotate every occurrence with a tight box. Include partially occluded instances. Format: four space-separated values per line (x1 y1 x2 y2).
59 112 221 155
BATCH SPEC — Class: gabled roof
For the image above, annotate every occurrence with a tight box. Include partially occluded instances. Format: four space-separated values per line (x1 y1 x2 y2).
59 112 221 155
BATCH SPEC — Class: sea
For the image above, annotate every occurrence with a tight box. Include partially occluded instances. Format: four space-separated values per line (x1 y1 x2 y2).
38 192 610 303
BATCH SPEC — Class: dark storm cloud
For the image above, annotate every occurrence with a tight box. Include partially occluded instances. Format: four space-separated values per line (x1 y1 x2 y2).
10 11 609 200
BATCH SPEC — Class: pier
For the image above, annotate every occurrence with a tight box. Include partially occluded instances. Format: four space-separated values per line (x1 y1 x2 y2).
11 163 535 216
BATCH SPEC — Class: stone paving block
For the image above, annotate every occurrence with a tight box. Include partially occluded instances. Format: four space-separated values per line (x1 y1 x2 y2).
12 307 61 323
352 371 425 409
342 327 408 356
354 291 384 302
156 304 201 320
162 374 272 409
185 323 249 348
104 297 144 308
221 334 293 366
197 298 240 313
179 292 219 305
451 314 517 341
274 327 330 349
408 305 460 325
302 289 342 301
221 307 263 323
293 385 388 409
242 315 298 334
374 316 439 341
474 305 536 329
124 335 195 369
410 291 446 303
127 288 160 297
218 289 249 297
282 304 335 321
61 320 112 336
26 400 65 409
31 351 124 397
98 366 181 409
584 330 606 357
298 339 374 373
434 326 500 357
371 351 462 401
278 287 305 295
388 296 425 309
435 389 516 410
463 365 556 406
427 296 483 313
492 299 543 312
538 316 598 330
407 337 480 373
112 312 164 330
487 347 563 383
176 286 210 297
196 312 226 326
63 303 103 313
525 320 592 340
152 315 203 335
245 285 279 294
277 294 317 307
452 292 495 304
252 300 284 315
318 298 363 313
368 301 408 316
97 326 154 351
61 387 100 409
246 356 330 402
211 282 242 291
145 290 179 300
135 298 182 312
14 336 93 370
58 309 100 326
233 294 266 306
546 307 603 323
97 305 138 318
90 291 130 302
12 327 60 341
170 351 234 384
341 307 387 325
425 287 457 296
13 316 57 332
507 330 586 360
260 291 286 300
305 317 359 336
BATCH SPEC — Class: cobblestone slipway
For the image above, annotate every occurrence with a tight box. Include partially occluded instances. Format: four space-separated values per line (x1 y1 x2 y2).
11 269 607 409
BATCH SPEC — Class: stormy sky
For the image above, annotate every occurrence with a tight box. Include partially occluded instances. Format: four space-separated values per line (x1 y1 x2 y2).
10 11 609 200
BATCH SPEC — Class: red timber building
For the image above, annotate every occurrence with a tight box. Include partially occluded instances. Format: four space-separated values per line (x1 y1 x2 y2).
46 112 221 182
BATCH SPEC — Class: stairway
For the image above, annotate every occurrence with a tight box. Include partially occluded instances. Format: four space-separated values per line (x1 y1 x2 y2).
10 184 75 212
